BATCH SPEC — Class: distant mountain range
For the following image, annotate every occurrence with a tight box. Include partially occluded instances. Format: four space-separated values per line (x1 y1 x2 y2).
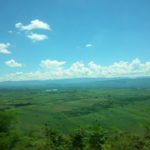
0 77 150 89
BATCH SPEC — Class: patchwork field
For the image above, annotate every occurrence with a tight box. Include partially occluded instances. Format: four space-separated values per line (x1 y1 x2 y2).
0 88 150 134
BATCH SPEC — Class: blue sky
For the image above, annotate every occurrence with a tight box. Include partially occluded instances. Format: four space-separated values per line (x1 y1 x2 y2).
0 0 150 81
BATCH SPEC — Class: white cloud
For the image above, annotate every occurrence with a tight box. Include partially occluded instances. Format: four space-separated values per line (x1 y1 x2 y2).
40 59 66 69
66 61 91 77
15 19 51 42
27 32 48 42
0 43 11 54
1 58 150 81
5 59 23 68
85 44 93 48
15 19 50 31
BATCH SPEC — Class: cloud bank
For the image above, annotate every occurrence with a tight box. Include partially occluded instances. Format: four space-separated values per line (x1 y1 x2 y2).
1 58 150 81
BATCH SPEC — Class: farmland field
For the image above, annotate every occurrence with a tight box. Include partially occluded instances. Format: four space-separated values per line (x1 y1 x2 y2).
1 88 150 135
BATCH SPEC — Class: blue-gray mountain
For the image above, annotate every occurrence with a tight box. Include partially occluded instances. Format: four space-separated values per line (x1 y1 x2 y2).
0 77 150 89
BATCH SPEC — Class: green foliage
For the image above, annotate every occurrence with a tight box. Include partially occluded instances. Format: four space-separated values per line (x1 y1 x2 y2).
43 125 107 150
107 132 150 150
0 112 14 133
44 125 70 150
0 113 149 150
0 88 150 149
71 128 86 150
88 126 106 150
1 88 150 134
0 112 20 150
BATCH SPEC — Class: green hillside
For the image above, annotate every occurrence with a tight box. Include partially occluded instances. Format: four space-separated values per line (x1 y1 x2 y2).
0 88 150 134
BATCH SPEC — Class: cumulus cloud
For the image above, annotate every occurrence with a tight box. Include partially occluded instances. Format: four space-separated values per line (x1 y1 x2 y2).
67 61 91 77
5 59 23 68
15 19 51 42
27 32 48 42
15 19 50 31
1 58 150 81
40 59 66 69
0 43 11 54
85 44 93 48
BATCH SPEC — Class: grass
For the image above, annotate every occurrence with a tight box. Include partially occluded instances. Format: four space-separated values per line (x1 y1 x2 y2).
0 88 150 134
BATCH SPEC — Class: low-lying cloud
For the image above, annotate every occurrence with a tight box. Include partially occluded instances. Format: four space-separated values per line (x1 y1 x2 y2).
1 58 150 81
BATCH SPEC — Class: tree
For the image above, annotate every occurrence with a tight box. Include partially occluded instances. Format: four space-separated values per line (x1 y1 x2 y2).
0 112 14 133
88 126 106 150
0 111 19 150
71 128 86 150
44 125 69 150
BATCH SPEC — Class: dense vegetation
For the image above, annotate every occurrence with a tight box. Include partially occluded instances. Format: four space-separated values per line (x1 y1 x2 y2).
0 111 150 150
0 88 150 149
